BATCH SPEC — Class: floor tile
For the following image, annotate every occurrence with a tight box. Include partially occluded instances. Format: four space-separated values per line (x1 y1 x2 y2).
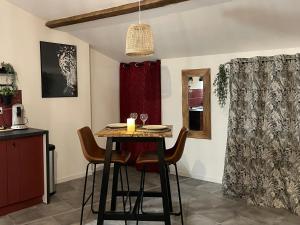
221 215 261 225
0 216 14 225
2 168 299 225
37 201 73 217
24 217 60 225
8 206 44 225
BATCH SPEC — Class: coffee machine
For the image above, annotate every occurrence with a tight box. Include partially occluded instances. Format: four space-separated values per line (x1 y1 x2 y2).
11 104 28 130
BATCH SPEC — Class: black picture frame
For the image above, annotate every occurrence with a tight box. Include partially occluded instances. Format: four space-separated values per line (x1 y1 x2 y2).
40 41 78 98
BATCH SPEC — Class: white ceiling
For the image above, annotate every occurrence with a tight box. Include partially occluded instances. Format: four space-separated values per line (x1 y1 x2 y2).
7 0 139 20
7 0 300 62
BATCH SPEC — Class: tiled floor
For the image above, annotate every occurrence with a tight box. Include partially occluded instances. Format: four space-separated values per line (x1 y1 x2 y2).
0 167 299 225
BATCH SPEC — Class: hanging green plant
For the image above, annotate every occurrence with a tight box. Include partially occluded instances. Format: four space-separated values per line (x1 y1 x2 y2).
213 64 228 107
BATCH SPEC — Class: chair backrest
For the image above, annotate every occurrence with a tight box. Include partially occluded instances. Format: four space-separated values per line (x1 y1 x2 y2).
77 126 100 162
168 127 188 164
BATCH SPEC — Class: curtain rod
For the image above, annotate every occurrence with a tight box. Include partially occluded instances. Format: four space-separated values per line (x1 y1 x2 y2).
225 56 299 65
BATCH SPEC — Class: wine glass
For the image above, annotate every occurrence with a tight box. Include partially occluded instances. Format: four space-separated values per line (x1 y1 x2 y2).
140 113 148 126
130 112 138 120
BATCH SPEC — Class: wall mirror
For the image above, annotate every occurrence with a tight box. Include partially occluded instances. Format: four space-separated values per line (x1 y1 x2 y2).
182 68 211 139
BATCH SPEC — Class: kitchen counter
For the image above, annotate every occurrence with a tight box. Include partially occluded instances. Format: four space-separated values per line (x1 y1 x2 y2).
0 128 48 140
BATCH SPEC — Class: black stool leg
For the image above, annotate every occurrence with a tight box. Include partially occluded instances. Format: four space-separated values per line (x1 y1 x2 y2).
140 167 146 214
119 166 128 225
91 164 98 213
175 164 184 225
136 167 145 225
111 163 120 211
125 166 132 210
165 164 173 212
80 163 91 225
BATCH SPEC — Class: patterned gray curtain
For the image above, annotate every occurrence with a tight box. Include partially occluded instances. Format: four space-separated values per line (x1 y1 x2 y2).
223 54 300 215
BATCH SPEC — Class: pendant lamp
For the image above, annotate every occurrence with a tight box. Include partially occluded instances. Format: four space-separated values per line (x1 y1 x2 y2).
126 0 154 56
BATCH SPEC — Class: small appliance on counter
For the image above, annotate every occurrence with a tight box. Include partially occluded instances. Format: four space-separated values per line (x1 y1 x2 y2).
11 104 28 130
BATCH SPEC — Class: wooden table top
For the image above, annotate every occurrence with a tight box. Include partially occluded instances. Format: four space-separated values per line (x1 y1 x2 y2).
95 125 173 138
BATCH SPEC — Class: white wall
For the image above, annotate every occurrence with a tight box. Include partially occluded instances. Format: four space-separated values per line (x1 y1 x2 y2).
90 48 120 147
0 0 91 183
162 47 300 183
4 0 300 185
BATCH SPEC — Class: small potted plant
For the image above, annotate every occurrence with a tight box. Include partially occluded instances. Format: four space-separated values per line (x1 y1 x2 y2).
0 86 15 106
0 62 16 74
0 62 17 90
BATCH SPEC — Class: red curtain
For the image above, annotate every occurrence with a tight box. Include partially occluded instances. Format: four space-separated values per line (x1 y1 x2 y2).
120 60 161 171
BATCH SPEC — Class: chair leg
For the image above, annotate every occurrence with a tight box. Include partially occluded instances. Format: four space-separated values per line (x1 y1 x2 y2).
80 163 91 225
136 167 145 225
91 164 98 214
165 164 173 212
140 167 146 214
175 164 184 225
125 166 132 211
119 167 128 225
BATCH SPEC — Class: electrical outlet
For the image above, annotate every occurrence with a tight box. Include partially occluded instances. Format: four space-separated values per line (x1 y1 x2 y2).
0 107 2 114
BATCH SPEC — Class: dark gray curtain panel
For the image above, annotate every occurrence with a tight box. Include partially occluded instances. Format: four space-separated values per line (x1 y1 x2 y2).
223 54 300 215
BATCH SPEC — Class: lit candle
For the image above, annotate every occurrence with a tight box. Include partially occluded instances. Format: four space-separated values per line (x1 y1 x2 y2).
127 118 135 132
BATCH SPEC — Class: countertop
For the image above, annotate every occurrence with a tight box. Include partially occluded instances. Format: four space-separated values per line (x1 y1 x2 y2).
0 128 48 140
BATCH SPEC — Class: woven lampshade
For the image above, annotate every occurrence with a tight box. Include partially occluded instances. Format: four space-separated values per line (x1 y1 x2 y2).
126 24 154 56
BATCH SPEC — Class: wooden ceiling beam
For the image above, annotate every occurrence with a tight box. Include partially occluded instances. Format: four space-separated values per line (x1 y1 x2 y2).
46 0 189 28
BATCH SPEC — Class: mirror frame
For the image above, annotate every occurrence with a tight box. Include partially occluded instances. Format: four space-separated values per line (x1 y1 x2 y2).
182 68 211 139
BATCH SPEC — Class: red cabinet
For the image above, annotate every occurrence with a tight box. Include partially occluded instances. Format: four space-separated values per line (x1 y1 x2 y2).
7 139 21 204
0 142 7 207
19 136 44 201
0 135 44 215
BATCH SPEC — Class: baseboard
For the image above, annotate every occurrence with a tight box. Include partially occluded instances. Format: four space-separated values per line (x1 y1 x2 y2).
57 164 222 184
57 172 87 184
169 166 222 184
56 164 104 184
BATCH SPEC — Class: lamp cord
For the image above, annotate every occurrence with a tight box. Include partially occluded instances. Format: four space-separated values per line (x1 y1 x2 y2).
139 0 141 24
